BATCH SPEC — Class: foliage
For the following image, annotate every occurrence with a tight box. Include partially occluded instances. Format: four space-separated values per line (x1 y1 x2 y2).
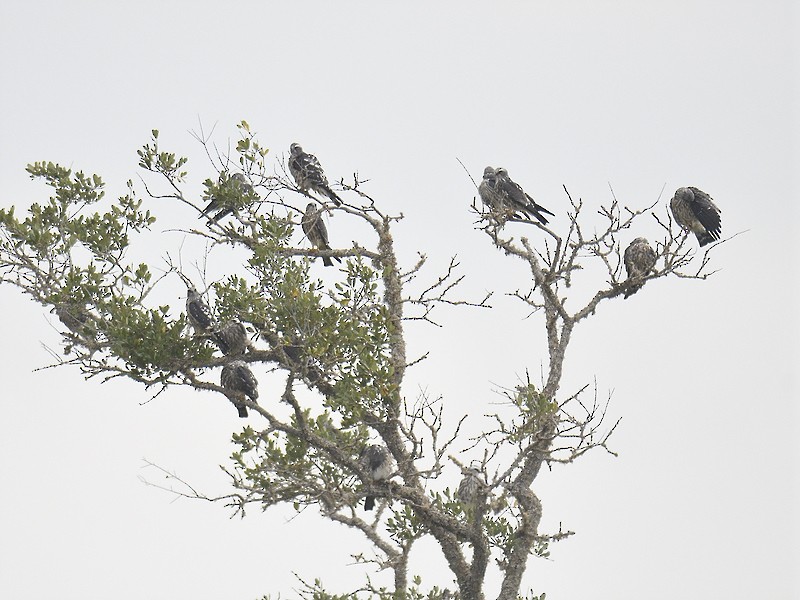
0 121 719 600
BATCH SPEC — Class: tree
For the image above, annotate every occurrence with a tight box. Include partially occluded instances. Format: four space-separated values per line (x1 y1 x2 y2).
0 121 721 600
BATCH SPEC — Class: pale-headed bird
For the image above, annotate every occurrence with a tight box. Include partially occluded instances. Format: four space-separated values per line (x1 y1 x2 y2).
186 287 214 332
670 187 722 247
288 143 342 206
220 360 258 418
478 166 502 212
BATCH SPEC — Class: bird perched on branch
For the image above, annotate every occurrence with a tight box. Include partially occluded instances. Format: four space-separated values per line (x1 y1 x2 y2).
358 444 393 510
220 360 259 418
623 237 657 298
201 172 256 223
670 187 722 247
478 166 502 211
456 467 484 505
478 166 553 225
186 287 214 332
301 203 342 267
53 302 93 337
494 167 554 225
288 143 342 206
456 467 486 521
212 319 251 355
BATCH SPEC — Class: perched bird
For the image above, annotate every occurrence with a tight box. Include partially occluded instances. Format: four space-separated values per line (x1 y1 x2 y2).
212 319 251 355
670 187 722 247
186 287 214 332
478 166 503 212
288 143 342 206
53 302 92 336
623 237 657 299
301 203 342 267
220 360 259 418
201 173 256 223
456 467 484 506
358 444 393 510
493 167 554 225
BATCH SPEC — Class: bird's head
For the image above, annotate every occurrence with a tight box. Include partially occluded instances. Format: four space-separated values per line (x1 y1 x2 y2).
674 187 692 201
495 167 509 178
289 143 303 156
305 202 318 213
482 166 495 179
632 237 649 245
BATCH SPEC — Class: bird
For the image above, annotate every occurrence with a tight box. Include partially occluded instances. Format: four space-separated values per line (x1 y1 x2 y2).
186 287 214 332
478 166 503 212
220 360 259 418
212 319 251 355
456 467 485 521
493 167 554 225
623 237 657 298
456 467 484 505
670 187 722 247
358 444 393 510
201 172 256 223
53 302 92 336
301 203 342 267
288 143 342 206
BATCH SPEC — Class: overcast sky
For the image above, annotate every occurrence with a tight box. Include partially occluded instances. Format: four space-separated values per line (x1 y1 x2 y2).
0 2 797 599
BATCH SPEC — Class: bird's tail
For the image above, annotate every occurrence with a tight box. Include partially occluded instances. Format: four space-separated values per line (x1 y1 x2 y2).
696 231 715 247
532 201 555 218
234 402 248 418
322 256 334 267
364 495 376 511
323 186 342 206
531 209 550 226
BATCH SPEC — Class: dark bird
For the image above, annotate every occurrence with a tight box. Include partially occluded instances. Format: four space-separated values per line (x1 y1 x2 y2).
201 172 256 223
288 143 342 206
670 186 722 247
212 319 251 355
623 237 657 299
493 167 554 225
301 202 342 267
479 166 537 220
358 444 393 510
186 287 214 332
220 360 259 418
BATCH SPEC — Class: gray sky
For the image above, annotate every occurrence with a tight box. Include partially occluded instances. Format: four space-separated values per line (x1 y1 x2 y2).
0 1 797 598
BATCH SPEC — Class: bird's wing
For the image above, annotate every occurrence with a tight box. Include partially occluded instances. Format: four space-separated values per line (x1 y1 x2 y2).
496 174 529 210
188 299 213 329
236 363 258 400
524 193 555 217
688 188 722 238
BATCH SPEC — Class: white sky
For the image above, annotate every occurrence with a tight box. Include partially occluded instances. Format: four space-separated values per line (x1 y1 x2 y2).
0 1 797 599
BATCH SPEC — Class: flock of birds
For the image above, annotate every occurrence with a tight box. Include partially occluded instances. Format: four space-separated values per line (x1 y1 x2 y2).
190 143 720 510
185 284 393 509
476 165 723 298
44 142 723 511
